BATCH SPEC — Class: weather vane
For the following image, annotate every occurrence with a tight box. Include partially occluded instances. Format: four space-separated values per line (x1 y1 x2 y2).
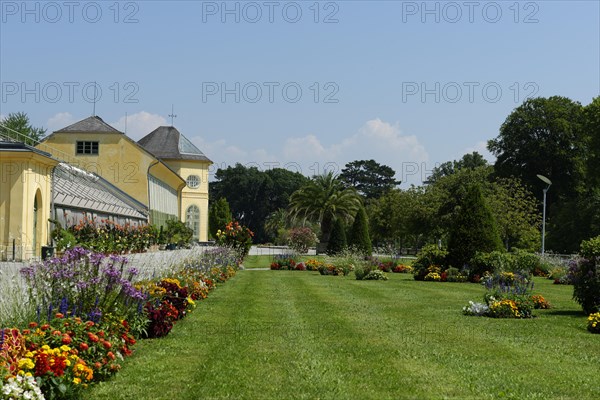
169 104 177 127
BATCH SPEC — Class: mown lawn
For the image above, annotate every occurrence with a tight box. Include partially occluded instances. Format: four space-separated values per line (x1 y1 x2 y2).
88 270 599 400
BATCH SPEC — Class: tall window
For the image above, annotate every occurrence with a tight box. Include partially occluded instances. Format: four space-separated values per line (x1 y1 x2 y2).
186 205 200 240
76 141 99 155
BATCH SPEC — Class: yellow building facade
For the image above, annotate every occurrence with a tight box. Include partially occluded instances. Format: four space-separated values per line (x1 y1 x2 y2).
138 126 212 242
38 116 211 241
0 142 59 260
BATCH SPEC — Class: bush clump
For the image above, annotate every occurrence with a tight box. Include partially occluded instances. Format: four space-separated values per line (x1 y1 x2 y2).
572 235 600 314
412 245 448 281
288 227 317 254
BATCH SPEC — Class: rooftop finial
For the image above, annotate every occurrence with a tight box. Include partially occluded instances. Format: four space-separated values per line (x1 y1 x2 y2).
169 104 177 127
92 81 98 116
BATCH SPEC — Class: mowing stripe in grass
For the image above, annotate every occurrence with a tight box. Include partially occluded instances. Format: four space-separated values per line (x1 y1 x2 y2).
88 271 600 400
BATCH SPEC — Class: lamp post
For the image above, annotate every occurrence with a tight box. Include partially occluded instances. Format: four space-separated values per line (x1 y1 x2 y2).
536 174 552 255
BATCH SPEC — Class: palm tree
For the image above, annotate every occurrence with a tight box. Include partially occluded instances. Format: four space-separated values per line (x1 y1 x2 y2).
288 172 361 248
264 208 289 240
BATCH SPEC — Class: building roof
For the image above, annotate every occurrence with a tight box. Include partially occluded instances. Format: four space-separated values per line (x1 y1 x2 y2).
53 163 148 220
0 140 55 158
54 116 123 134
138 126 211 162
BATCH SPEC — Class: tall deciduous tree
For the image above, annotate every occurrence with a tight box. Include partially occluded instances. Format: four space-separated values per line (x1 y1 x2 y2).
0 112 46 145
339 159 400 200
584 96 600 188
487 177 540 251
447 184 503 269
488 96 586 202
425 152 488 184
288 172 361 248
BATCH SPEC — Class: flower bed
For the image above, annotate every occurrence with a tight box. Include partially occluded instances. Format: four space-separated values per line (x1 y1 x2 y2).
462 271 550 319
588 312 600 334
392 264 413 274
1 246 240 399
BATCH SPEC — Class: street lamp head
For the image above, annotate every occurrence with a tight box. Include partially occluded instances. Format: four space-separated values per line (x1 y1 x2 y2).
537 174 552 186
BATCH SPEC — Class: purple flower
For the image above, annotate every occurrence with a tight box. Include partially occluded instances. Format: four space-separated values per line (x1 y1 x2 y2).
76 281 89 289
88 308 102 323
90 252 105 266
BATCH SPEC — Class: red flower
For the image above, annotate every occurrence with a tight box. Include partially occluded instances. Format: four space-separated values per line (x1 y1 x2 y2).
29 322 38 329
34 352 51 376
79 342 89 351
102 340 112 349
40 324 50 331
107 351 116 360
61 334 72 345
55 313 64 319
87 332 99 343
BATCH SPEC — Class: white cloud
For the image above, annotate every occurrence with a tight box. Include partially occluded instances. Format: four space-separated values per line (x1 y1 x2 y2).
190 118 430 186
283 134 327 159
280 119 429 183
111 111 167 140
46 112 76 132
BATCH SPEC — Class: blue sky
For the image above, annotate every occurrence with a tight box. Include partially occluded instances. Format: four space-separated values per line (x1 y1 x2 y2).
1 0 599 185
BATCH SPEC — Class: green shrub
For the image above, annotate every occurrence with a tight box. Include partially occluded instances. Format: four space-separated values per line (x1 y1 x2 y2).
581 235 600 260
445 267 468 282
362 270 388 281
165 219 194 248
573 236 600 314
288 227 317 254
470 251 514 277
353 263 370 280
513 250 548 276
209 198 232 239
412 245 448 281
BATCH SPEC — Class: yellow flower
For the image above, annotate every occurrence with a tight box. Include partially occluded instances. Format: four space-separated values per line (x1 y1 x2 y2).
73 377 81 385
18 358 34 370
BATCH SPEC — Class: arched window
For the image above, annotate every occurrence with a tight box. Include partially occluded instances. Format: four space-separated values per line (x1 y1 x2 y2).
186 205 200 240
